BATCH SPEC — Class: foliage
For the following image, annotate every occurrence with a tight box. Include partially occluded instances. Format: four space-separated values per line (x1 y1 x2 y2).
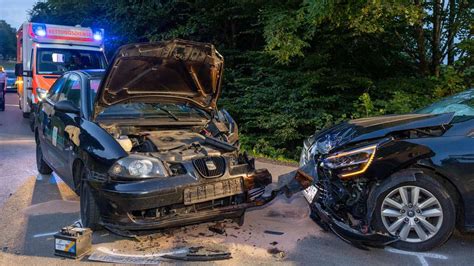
28 0 473 160
0 20 16 60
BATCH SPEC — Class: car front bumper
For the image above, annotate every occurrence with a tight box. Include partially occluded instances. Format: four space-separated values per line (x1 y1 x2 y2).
278 165 398 249
309 201 398 249
89 169 272 230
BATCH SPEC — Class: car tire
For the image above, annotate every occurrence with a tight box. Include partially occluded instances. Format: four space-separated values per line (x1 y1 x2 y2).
36 144 53 175
29 112 35 132
373 170 455 251
22 112 29 118
80 170 102 230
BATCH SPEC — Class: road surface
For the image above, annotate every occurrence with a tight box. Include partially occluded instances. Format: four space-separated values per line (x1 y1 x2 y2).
1 92 474 265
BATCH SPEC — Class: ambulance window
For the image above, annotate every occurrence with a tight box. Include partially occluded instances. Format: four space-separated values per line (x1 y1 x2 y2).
47 75 67 103
89 79 100 101
58 74 81 108
37 48 106 74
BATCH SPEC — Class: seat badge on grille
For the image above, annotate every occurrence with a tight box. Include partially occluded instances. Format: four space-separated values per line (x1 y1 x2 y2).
205 160 217 171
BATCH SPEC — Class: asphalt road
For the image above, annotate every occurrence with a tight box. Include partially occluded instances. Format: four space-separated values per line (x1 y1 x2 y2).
1 92 474 265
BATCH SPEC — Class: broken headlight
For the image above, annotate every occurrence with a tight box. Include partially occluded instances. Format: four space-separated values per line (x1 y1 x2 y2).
322 145 377 179
109 154 167 179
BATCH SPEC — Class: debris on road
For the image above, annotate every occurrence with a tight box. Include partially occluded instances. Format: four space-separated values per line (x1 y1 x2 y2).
88 244 231 263
54 226 92 259
163 244 231 261
267 247 285 258
264 230 284 235
270 241 278 246
208 222 226 235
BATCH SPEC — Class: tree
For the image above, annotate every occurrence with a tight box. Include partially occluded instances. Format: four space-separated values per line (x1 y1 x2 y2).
27 0 473 160
0 20 16 60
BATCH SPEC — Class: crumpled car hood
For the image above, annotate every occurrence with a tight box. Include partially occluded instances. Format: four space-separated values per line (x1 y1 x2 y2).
310 113 454 154
95 39 224 114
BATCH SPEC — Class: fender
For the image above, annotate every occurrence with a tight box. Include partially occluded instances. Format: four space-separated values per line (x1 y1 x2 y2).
78 119 128 174
366 169 423 224
366 139 434 181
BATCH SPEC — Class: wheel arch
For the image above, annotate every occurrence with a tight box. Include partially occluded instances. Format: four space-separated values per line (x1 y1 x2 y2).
413 165 464 231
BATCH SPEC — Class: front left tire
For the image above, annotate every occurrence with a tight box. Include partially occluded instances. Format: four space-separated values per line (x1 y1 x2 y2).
80 169 102 230
29 112 35 132
373 171 455 251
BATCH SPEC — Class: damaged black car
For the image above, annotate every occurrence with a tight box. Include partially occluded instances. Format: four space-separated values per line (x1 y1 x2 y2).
34 39 272 231
280 89 474 251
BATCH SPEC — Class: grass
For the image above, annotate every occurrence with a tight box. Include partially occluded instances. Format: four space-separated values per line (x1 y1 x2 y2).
242 149 298 166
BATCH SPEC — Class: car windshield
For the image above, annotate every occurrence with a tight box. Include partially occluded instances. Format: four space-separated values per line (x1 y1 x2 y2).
89 79 101 106
97 102 209 121
37 48 106 75
416 89 474 117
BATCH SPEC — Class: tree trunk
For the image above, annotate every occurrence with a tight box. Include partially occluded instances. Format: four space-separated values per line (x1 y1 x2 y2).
431 0 442 77
414 0 428 75
446 0 456 65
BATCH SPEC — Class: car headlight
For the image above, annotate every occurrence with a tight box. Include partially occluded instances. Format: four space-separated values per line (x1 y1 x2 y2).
109 154 168 179
299 148 307 167
36 87 48 101
323 145 377 179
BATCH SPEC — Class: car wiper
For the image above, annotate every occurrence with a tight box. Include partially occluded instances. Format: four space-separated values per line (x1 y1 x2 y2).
155 106 180 121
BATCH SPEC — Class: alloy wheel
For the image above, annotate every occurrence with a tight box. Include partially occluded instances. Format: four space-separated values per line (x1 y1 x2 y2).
381 185 443 243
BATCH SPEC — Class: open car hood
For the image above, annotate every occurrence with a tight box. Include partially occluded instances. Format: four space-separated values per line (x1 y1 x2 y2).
95 39 224 114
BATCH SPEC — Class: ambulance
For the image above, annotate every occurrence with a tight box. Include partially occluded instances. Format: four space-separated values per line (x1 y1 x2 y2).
15 22 107 126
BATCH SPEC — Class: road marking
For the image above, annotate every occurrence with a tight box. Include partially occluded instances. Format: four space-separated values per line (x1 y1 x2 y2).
5 104 18 107
385 247 448 266
33 231 57 238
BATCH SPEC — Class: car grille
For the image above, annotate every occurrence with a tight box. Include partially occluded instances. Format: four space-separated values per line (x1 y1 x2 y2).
193 156 226 178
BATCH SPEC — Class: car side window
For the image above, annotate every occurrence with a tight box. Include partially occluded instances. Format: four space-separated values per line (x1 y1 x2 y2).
58 74 81 108
47 75 67 103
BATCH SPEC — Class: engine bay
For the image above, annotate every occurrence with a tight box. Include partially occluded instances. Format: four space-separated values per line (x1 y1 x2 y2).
99 117 239 163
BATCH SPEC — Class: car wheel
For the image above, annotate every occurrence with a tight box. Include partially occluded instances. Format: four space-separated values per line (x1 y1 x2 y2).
374 171 455 251
29 112 35 132
80 171 102 230
36 144 53 175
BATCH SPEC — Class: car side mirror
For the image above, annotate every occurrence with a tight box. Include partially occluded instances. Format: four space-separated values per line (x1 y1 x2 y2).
54 100 80 115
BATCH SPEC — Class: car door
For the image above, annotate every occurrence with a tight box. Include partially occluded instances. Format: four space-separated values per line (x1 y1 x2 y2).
48 73 82 184
38 75 67 167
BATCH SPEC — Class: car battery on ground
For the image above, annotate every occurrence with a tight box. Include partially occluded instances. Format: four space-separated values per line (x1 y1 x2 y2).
54 226 92 259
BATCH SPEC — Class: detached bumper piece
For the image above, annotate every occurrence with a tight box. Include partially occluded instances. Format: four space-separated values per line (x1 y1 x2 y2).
310 202 398 250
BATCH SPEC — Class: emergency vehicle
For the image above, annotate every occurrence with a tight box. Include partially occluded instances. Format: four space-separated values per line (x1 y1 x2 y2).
15 22 107 124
